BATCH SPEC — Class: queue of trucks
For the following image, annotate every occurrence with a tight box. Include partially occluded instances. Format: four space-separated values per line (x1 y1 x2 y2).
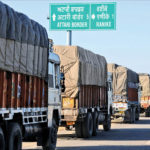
0 1 149 150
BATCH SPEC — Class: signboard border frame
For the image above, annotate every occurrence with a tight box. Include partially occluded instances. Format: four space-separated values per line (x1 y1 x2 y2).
49 2 116 31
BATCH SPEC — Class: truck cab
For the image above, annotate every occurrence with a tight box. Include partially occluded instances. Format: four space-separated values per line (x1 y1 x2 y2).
48 51 62 127
40 41 65 150
107 72 113 115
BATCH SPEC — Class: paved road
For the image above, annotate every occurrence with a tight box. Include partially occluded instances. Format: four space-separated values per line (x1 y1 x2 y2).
23 116 150 150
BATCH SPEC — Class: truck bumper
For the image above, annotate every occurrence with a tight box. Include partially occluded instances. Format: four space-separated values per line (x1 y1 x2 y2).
61 109 78 121
113 111 125 117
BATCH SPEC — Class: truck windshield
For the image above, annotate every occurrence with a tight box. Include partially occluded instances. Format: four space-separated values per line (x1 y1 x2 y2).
55 64 60 89
48 62 60 89
48 62 54 88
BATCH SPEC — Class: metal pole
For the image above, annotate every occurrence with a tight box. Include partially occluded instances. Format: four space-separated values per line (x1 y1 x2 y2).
67 30 72 45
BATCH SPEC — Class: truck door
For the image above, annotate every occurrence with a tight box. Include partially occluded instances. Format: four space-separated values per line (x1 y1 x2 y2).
48 62 61 105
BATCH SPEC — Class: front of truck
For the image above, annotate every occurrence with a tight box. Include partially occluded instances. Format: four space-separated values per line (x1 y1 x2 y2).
108 64 129 118
47 40 63 127
43 40 65 149
112 67 140 122
139 74 150 116
112 96 128 117
108 64 140 121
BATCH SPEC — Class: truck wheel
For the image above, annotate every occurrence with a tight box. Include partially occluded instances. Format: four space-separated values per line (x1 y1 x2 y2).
92 111 98 136
145 108 150 117
124 110 130 123
7 123 22 150
145 110 149 117
42 119 58 150
131 108 136 123
0 126 5 150
75 120 83 138
135 109 139 121
124 109 134 123
103 115 111 131
82 112 93 138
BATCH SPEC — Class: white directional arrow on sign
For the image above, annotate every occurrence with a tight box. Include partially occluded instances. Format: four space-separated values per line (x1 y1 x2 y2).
52 14 56 21
92 14 95 20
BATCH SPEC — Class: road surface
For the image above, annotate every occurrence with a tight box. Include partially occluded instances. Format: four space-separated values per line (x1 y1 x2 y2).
23 116 150 150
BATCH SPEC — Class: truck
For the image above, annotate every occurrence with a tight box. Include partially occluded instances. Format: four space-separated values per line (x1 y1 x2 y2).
139 73 150 117
108 64 141 123
0 2 64 150
53 46 112 138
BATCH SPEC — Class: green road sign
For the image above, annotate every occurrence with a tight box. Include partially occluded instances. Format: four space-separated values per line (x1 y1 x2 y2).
49 3 116 30
50 4 90 30
91 3 116 29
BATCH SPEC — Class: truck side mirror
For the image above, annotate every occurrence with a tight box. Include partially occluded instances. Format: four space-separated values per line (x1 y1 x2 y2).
140 86 143 91
60 66 65 92
107 82 111 91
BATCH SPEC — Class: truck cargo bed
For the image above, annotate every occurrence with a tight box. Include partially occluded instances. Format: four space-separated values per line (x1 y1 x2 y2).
0 70 48 110
128 88 138 102
79 85 107 108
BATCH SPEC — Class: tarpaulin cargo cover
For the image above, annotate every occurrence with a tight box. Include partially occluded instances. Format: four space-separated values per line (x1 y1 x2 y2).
108 64 139 97
139 74 150 97
53 45 107 98
0 1 48 78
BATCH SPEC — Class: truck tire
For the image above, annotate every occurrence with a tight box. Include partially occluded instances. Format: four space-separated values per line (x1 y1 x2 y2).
124 110 130 123
42 119 58 150
145 111 150 117
145 108 150 117
7 123 22 150
75 120 83 138
131 107 136 123
124 108 135 123
135 109 140 121
82 112 93 138
103 115 111 131
92 111 98 136
145 111 148 117
0 126 5 150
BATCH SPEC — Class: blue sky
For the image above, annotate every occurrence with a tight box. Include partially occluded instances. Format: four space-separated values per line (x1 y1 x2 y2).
2 0 150 74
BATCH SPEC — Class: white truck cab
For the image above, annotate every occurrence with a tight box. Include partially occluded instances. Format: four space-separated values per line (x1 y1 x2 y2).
41 40 65 150
107 72 113 115
48 52 62 127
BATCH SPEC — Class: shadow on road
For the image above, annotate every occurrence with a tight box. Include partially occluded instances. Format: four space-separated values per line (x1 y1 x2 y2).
58 128 150 141
112 117 150 124
22 145 150 150
56 145 150 150
136 119 150 125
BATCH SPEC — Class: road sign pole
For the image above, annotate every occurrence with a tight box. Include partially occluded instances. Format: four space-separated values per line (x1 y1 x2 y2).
67 30 72 46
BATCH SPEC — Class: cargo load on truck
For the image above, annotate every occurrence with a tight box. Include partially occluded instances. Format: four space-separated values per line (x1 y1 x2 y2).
54 46 112 138
139 73 150 117
0 2 63 150
108 64 140 123
54 45 107 97
108 64 139 100
0 1 48 78
0 1 48 112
